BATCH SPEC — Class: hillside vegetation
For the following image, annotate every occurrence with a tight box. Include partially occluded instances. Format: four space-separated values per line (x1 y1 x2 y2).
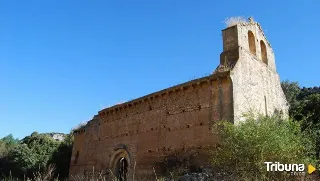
0 132 73 180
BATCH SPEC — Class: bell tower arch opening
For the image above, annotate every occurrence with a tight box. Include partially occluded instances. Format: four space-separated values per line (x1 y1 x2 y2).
248 30 256 55
260 40 268 64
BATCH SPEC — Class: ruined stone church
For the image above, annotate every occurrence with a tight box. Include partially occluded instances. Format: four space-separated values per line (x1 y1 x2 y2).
69 19 288 181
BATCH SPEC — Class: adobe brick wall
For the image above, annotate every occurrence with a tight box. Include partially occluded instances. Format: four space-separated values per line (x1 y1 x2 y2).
69 74 233 180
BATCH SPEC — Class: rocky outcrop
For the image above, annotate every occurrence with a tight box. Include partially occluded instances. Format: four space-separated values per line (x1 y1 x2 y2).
45 133 66 141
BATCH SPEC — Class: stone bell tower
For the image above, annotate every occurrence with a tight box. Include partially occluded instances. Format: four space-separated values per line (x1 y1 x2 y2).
220 17 276 71
218 17 288 122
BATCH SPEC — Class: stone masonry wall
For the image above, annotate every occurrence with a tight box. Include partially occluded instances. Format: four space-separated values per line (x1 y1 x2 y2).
231 47 288 122
236 23 276 72
227 23 288 122
221 23 288 123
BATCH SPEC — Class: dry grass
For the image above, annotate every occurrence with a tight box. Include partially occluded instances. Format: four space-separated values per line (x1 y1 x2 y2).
2 165 169 181
2 165 59 181
224 16 247 28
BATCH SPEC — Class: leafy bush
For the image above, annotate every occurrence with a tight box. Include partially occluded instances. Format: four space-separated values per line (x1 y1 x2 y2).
0 132 73 180
281 81 320 160
6 134 59 177
1 134 19 146
0 140 8 158
49 133 74 179
210 116 316 180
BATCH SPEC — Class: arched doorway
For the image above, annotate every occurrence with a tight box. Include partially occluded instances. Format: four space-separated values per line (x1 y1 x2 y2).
115 157 128 181
109 148 130 181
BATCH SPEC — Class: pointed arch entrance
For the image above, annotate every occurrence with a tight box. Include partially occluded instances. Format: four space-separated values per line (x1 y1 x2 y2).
109 148 131 181
115 157 128 181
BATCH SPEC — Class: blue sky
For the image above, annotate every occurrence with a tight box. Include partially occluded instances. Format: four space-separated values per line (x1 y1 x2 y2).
0 0 319 139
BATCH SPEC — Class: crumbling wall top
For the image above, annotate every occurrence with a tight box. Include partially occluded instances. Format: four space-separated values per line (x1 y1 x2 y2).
223 17 272 48
97 71 229 118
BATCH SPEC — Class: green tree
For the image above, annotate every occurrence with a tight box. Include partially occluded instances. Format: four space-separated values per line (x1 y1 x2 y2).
282 80 320 160
31 131 39 136
281 80 301 106
0 134 19 178
299 86 320 100
299 94 320 159
6 133 60 178
210 116 316 180
7 144 38 176
50 133 74 180
281 80 302 119
22 134 60 169
0 140 10 178
300 94 320 127
281 80 320 123
0 140 7 158
1 134 19 146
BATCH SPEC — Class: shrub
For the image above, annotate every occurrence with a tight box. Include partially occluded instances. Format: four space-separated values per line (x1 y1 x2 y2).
210 116 317 180
224 16 247 28
49 133 74 179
